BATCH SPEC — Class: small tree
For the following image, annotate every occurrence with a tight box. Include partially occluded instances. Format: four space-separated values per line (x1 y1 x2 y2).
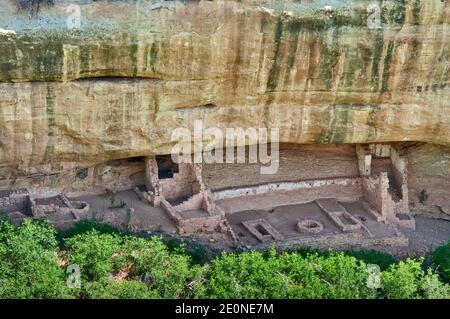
65 230 121 282
0 219 71 298
381 258 449 299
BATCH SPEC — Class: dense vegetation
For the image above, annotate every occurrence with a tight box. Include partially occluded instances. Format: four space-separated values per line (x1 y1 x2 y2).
0 219 448 299
430 241 450 283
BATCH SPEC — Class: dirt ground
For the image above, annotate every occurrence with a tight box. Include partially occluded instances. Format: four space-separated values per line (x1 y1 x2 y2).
390 217 450 258
225 200 400 246
4 188 448 259
72 190 177 234
215 184 363 214
68 191 450 258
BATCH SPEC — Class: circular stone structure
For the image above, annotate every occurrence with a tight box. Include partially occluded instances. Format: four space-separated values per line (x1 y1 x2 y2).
296 219 324 235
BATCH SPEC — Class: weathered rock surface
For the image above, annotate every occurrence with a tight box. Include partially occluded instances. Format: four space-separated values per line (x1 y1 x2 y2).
0 0 449 214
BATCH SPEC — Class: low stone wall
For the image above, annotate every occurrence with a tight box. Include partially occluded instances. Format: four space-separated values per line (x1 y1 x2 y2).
314 198 364 233
160 198 182 224
363 173 415 229
160 196 228 235
134 186 160 206
0 190 89 221
0 190 31 215
178 214 227 235
32 195 89 219
362 201 384 222
254 232 409 252
173 193 204 212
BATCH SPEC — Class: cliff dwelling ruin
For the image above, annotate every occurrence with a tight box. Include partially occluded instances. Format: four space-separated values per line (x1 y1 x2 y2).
0 0 449 255
0 142 431 251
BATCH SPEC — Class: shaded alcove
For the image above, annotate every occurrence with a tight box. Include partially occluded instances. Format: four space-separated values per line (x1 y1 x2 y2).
155 155 179 180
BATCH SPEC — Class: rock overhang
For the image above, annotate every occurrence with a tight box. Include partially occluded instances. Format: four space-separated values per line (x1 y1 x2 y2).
0 0 448 169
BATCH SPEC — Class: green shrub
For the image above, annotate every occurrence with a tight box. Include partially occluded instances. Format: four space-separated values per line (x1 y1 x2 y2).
166 238 210 265
430 241 450 283
421 269 450 299
302 252 377 299
114 236 200 298
1 219 448 299
57 219 124 245
0 219 72 299
381 259 449 299
200 250 288 299
65 230 121 282
200 249 377 299
419 189 429 204
381 259 423 298
291 247 322 258
344 249 396 271
84 279 159 299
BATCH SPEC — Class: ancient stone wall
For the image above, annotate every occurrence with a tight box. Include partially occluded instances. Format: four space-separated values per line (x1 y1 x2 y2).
173 192 205 212
390 146 409 212
214 177 363 200
159 163 200 200
362 173 392 220
0 157 145 197
0 189 31 215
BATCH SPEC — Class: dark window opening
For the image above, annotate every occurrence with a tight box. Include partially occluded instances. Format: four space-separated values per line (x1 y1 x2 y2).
156 155 179 179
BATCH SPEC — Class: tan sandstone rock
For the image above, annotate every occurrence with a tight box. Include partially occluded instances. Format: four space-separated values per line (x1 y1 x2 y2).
0 0 448 215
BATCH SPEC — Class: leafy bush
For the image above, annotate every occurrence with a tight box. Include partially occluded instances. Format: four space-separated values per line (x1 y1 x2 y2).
84 279 159 299
64 231 203 298
0 219 448 299
381 259 449 299
344 249 396 271
421 269 450 299
419 189 429 204
65 230 121 281
166 238 210 265
113 236 202 298
291 247 322 258
200 249 377 299
199 250 289 299
57 219 124 245
0 219 71 298
430 241 450 283
301 252 377 299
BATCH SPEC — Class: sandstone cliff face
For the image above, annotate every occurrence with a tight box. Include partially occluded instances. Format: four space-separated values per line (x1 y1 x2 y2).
0 0 449 215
